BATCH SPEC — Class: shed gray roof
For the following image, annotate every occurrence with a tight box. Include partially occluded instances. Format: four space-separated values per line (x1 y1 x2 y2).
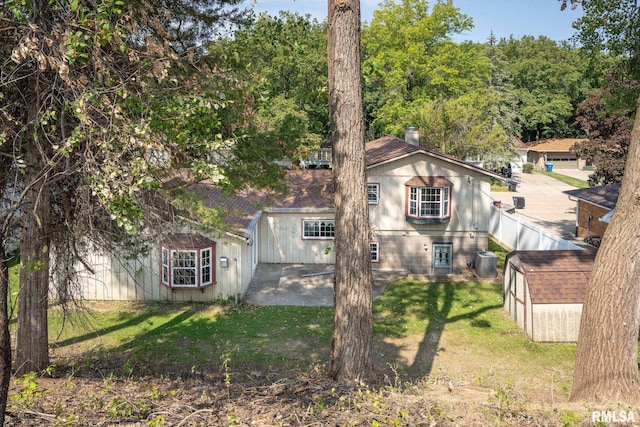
564 183 620 210
507 250 596 304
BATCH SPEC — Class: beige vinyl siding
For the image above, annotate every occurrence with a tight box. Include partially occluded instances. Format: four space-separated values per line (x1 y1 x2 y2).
531 303 583 342
75 234 252 302
367 157 492 235
258 210 336 264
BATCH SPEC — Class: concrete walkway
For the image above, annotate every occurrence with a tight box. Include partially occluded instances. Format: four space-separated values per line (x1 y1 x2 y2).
244 264 406 307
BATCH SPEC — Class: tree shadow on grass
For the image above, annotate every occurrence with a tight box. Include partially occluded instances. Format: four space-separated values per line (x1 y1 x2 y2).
373 278 502 381
48 304 334 379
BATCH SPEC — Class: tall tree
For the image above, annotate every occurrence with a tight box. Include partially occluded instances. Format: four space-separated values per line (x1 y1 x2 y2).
327 0 373 382
573 74 637 185
362 0 476 137
498 35 604 141
0 1 298 423
561 0 640 403
207 11 328 156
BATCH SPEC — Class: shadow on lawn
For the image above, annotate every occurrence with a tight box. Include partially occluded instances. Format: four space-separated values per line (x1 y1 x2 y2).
48 280 502 383
52 307 201 349
374 279 501 379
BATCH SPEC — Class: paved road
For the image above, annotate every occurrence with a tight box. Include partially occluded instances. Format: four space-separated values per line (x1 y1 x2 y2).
491 170 591 241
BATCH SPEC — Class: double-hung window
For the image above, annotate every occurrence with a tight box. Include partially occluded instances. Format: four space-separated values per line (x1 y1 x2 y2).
370 242 379 263
405 176 452 224
367 184 380 205
302 219 335 239
160 234 216 289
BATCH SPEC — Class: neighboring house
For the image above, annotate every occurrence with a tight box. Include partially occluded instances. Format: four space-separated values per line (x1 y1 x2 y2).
464 136 528 174
564 183 620 241
526 138 589 170
510 136 529 174
306 139 332 169
78 135 502 302
503 249 596 342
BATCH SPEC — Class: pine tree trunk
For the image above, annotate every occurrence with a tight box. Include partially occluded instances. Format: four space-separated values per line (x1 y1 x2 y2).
570 99 640 403
0 243 12 426
15 139 51 377
328 0 373 382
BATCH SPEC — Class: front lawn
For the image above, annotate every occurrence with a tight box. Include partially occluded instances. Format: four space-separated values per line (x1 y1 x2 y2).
534 169 590 188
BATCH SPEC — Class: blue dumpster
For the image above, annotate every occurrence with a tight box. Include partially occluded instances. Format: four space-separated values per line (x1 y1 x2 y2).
545 162 554 172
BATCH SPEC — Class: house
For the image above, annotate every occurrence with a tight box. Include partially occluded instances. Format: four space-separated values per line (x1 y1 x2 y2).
464 136 528 174
526 138 589 170
77 135 502 302
306 139 332 169
564 183 620 243
510 136 529 174
503 249 596 342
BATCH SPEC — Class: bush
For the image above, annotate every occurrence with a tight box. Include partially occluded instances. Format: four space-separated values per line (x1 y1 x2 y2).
522 163 534 173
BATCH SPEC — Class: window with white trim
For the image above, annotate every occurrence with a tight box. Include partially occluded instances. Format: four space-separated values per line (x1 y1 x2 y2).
367 184 379 204
405 177 451 223
302 219 335 239
160 242 216 289
370 242 379 263
408 186 450 219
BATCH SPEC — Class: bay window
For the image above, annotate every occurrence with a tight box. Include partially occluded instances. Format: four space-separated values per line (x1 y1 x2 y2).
405 176 452 224
160 234 216 289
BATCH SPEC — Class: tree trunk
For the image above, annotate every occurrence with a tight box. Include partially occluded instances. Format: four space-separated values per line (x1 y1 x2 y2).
15 144 51 376
328 0 373 383
0 243 12 426
570 98 640 403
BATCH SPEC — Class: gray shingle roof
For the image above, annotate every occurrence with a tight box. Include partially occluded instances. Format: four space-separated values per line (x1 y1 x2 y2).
564 183 620 210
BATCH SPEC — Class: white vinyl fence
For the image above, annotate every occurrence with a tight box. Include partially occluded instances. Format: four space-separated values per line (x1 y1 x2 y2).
489 206 583 251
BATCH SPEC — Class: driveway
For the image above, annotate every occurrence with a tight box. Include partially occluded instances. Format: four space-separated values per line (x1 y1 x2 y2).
491 170 591 241
244 263 407 306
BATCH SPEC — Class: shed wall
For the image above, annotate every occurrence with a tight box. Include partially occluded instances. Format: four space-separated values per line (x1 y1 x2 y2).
530 303 583 342
503 261 528 332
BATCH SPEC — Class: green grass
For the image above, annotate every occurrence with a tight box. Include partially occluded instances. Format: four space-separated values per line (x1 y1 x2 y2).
7 240 575 394
490 178 508 191
534 169 590 188
48 303 334 369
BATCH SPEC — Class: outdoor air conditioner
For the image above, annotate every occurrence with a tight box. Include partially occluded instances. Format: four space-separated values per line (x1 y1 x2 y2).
476 251 497 278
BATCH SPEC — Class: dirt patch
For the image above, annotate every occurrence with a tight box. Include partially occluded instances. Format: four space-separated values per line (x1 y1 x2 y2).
4 328 592 427
7 360 582 427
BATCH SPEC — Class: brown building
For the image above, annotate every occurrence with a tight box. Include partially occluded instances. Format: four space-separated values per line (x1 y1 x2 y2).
564 183 620 240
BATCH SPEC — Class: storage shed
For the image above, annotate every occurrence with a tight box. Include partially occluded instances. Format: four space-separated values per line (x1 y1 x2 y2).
503 249 596 342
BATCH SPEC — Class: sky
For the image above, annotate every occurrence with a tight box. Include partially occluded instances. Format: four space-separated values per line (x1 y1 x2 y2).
247 0 584 43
